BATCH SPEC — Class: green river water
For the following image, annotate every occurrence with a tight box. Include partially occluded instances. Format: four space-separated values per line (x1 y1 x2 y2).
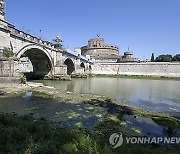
35 77 180 114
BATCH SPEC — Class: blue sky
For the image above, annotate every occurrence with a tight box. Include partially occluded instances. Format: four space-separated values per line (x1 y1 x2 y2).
5 0 180 60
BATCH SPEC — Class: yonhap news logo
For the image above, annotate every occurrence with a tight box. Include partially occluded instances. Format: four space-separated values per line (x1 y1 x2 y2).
109 132 180 148
109 133 123 148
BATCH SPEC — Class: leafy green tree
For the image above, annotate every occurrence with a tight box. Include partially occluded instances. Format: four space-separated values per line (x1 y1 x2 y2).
2 47 14 58
155 54 173 62
172 54 180 61
151 53 154 62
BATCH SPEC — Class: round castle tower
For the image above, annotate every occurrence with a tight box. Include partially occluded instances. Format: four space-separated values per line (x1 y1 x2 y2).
81 37 119 62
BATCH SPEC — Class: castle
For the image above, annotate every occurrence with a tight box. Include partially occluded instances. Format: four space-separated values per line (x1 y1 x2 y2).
81 37 139 63
81 37 119 63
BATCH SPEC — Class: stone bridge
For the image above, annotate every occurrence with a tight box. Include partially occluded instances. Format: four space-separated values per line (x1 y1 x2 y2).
0 8 93 79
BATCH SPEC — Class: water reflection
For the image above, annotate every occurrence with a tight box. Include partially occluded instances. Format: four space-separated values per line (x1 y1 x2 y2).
35 77 180 114
123 115 180 149
25 91 33 97
124 115 166 137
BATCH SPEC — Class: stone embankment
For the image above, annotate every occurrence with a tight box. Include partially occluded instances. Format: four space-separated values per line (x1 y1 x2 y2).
92 62 180 77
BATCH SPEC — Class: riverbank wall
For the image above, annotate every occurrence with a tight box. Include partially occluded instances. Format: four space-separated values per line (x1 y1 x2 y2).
92 62 180 77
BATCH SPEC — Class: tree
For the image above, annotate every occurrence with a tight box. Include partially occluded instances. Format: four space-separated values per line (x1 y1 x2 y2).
155 54 173 62
172 54 180 61
151 53 154 62
2 47 14 58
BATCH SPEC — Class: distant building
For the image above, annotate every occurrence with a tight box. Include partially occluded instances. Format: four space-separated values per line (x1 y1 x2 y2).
118 51 139 63
81 38 119 63
81 37 140 63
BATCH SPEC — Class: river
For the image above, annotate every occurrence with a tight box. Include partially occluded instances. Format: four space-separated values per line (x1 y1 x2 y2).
34 77 180 114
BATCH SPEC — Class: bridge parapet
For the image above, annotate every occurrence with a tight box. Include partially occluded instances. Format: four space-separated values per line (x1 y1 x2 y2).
62 47 94 64
8 25 59 51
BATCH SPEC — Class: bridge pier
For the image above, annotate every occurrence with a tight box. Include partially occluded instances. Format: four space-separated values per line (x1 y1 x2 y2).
0 57 22 83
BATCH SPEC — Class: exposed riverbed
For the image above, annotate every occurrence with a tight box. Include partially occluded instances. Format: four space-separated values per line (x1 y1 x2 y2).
0 91 107 127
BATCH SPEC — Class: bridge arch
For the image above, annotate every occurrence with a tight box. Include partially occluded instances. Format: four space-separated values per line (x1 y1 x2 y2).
16 44 54 79
64 58 75 75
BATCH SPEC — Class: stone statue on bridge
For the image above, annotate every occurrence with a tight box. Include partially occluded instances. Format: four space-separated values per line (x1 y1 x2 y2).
0 0 4 16
53 36 63 49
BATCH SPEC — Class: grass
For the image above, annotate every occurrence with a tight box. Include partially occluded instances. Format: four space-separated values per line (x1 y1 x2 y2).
20 74 27 84
0 113 112 154
94 74 180 80
0 113 179 154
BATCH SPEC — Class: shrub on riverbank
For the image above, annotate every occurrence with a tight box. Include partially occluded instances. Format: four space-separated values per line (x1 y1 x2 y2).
19 74 27 84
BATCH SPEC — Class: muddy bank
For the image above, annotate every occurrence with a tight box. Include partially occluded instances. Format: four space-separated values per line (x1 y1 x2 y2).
0 82 107 103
